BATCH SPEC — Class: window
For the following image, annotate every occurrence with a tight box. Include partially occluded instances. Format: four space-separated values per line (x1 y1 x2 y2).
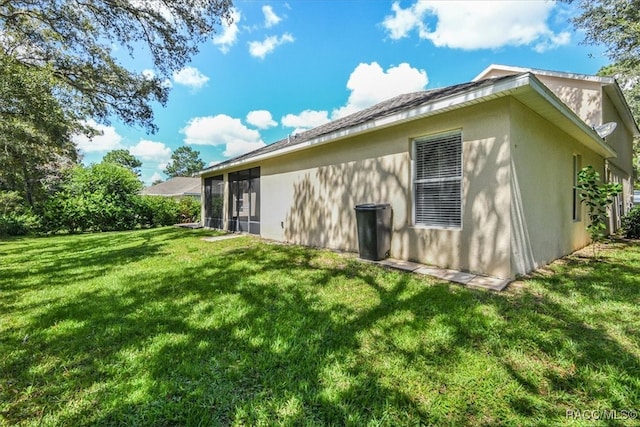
413 131 462 228
573 154 581 221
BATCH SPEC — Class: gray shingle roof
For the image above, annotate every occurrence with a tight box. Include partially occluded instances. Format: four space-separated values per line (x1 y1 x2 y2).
200 75 517 173
141 177 201 197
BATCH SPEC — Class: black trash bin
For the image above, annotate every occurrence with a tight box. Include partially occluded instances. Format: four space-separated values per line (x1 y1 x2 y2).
354 203 392 261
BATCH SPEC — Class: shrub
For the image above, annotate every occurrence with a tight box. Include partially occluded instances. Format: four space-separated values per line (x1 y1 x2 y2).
0 191 41 236
45 163 143 233
0 212 41 236
577 165 622 242
137 196 180 227
177 197 200 223
622 205 640 239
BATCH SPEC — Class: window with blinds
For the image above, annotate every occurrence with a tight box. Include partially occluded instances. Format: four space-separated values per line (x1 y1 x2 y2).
413 131 462 228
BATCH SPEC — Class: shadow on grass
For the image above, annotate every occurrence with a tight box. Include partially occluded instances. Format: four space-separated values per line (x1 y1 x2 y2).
1 232 639 425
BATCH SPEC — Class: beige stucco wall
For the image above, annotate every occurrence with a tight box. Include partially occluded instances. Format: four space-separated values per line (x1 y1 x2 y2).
259 99 513 278
480 69 604 128
509 98 602 276
534 75 603 127
202 92 614 279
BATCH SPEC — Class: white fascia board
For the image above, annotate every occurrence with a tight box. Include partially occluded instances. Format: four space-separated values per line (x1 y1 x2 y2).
603 83 640 137
474 64 614 85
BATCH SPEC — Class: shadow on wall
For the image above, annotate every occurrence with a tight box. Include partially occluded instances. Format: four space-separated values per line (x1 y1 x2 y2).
283 132 515 278
554 85 602 127
284 155 408 254
393 134 512 278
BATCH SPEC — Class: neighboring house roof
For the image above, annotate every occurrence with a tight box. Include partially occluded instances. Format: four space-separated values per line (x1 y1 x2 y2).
141 177 201 197
199 72 617 176
474 64 640 138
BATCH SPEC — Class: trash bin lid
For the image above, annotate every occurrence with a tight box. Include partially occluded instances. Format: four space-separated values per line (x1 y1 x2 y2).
354 203 390 210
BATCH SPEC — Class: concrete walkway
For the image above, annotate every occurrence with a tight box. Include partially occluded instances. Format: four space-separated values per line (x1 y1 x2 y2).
368 258 511 291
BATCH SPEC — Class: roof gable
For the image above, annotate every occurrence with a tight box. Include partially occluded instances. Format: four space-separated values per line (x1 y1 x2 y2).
474 64 639 137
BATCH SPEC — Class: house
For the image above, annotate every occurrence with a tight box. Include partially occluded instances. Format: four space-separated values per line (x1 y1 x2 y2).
141 177 201 199
199 65 638 279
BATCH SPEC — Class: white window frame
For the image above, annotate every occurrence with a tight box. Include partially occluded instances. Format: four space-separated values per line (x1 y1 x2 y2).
412 130 463 229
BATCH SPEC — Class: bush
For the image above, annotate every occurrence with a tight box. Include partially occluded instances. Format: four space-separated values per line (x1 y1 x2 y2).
0 191 41 236
177 197 200 223
622 205 640 239
45 163 143 233
137 196 180 227
0 212 41 236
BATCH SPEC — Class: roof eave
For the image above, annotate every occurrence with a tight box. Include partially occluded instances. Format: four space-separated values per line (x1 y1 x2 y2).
200 74 532 176
200 73 616 176
520 76 617 158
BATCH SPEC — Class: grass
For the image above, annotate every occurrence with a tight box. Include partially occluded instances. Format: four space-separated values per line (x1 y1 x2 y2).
1 227 639 426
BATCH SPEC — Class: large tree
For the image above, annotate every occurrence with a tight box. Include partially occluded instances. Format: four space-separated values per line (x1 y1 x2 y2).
164 146 206 178
0 53 79 208
103 149 143 176
572 0 640 69
0 0 232 206
0 0 233 133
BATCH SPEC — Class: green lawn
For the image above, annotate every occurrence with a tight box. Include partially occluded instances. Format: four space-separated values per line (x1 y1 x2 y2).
1 228 639 426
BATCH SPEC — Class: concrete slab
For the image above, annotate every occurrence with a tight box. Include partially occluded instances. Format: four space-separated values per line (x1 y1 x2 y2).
467 276 511 291
376 258 423 272
414 266 476 285
201 234 244 242
361 257 511 292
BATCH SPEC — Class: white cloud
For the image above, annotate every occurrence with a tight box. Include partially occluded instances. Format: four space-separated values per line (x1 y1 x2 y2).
382 1 570 51
248 33 294 59
129 139 172 161
142 68 172 88
263 5 282 28
72 120 123 153
148 172 163 183
332 62 428 119
213 7 241 53
246 110 277 129
129 0 174 22
281 109 330 134
181 114 266 158
142 69 155 80
172 66 209 90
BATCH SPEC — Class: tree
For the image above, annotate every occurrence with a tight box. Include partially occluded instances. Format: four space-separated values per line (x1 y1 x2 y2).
45 163 143 233
1 0 233 211
164 146 205 178
103 149 143 176
0 53 79 209
572 0 640 69
1 0 233 133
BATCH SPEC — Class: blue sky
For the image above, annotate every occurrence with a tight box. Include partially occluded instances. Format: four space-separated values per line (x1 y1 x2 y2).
73 0 609 185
